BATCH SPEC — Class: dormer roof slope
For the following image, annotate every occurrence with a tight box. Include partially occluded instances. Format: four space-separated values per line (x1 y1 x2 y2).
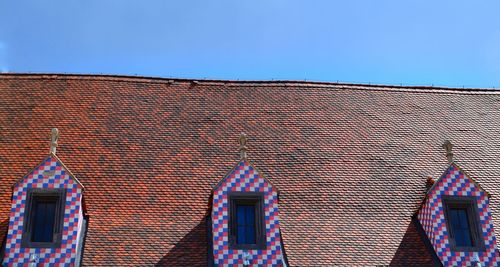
12 153 84 190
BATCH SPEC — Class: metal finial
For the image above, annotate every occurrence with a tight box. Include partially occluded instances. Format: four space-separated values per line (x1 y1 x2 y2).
239 133 248 160
50 128 59 154
442 140 454 164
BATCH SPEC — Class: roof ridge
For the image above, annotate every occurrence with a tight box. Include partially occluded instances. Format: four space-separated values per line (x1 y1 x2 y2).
1 72 499 94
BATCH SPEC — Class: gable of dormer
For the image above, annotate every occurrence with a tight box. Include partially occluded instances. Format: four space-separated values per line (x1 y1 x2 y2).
210 134 286 267
12 154 84 191
418 162 500 266
212 160 284 266
3 130 87 266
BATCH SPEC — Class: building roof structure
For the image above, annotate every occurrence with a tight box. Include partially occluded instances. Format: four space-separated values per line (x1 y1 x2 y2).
0 74 499 266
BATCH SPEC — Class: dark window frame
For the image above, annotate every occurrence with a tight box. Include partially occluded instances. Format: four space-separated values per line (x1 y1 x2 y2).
21 188 66 248
442 195 485 252
228 192 266 250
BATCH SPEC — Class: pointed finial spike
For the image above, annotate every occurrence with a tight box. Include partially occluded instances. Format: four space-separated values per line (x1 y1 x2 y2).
50 128 59 154
442 140 454 164
239 133 248 160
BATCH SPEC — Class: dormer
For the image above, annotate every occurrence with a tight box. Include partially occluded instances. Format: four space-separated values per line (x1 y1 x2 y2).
210 134 287 266
417 141 500 266
3 129 87 266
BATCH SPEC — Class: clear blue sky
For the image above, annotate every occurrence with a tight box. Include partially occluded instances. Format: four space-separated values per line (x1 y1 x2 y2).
1 1 500 88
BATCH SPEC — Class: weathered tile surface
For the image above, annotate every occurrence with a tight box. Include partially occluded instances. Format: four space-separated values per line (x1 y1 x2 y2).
0 74 499 266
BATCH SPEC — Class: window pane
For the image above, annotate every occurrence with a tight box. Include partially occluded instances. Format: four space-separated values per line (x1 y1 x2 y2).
246 206 255 225
449 208 473 247
246 225 255 244
235 204 257 245
237 205 247 225
458 209 469 228
450 209 460 229
455 229 473 247
237 226 246 244
44 202 56 242
32 202 46 242
31 200 56 242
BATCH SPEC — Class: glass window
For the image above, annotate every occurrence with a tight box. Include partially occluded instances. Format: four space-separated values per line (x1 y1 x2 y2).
449 208 473 247
22 188 66 248
236 204 256 244
31 197 57 242
229 193 266 250
443 196 485 251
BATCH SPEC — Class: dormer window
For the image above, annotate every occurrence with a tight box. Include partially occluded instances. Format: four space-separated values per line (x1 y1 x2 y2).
236 204 256 244
449 208 472 246
22 188 66 248
32 196 57 242
415 141 500 266
211 134 287 266
229 192 266 249
4 129 87 265
443 196 485 251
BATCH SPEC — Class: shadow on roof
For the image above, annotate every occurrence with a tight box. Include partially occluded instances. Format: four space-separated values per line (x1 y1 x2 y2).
155 220 207 267
389 217 441 267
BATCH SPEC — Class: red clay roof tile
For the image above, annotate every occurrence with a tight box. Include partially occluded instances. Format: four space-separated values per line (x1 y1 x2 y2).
0 74 499 266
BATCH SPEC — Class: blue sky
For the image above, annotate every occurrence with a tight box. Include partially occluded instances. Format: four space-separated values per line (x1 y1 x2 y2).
1 1 500 88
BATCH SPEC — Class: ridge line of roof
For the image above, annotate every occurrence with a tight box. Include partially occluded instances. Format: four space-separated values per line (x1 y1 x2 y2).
1 73 499 95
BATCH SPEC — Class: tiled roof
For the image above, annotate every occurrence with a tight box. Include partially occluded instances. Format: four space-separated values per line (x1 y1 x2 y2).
0 74 499 266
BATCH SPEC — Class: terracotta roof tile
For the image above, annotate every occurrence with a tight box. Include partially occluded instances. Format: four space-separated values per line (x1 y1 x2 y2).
0 74 499 266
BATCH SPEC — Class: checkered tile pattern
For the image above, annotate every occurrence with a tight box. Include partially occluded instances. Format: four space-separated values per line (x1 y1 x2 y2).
3 156 84 266
212 161 284 267
418 164 500 267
